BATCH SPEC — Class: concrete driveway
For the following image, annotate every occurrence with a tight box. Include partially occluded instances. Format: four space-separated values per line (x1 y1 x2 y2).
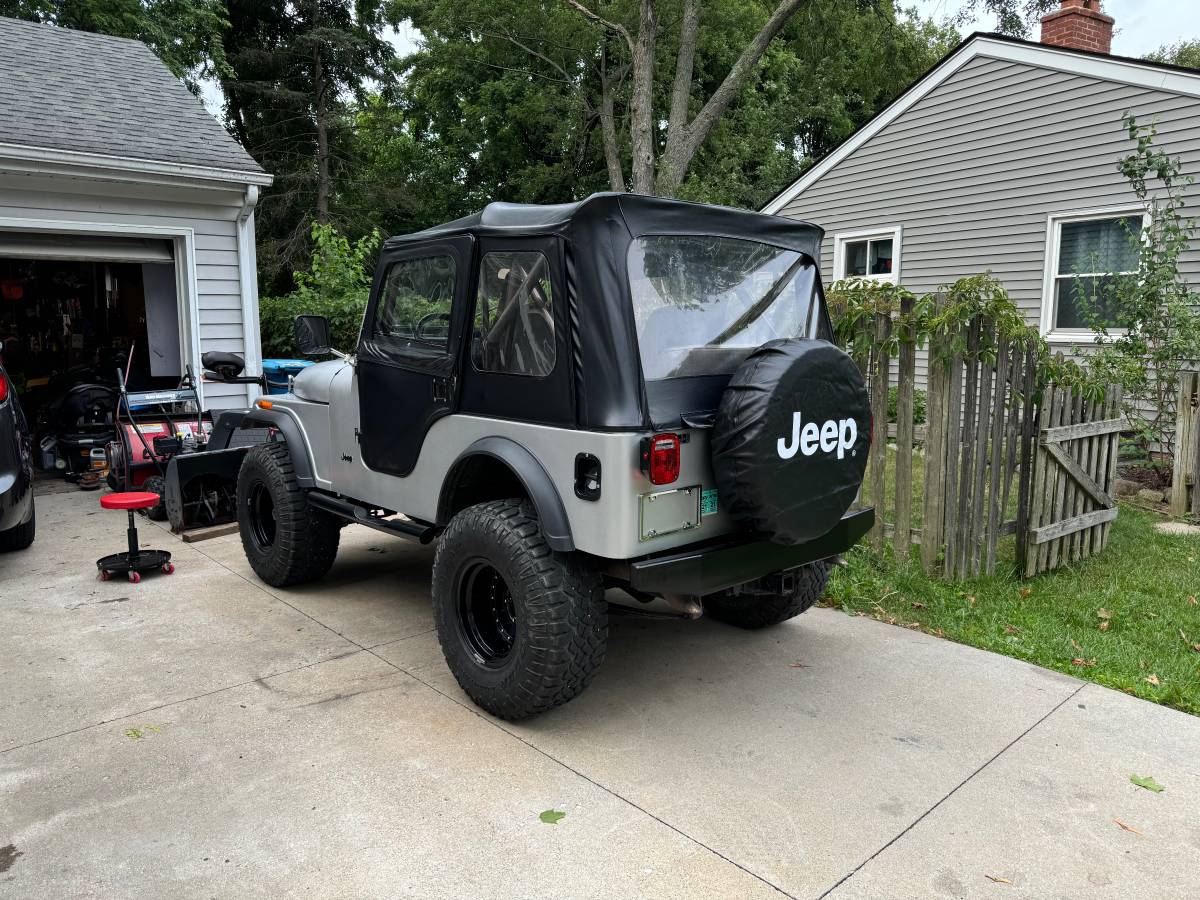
2 488 1198 899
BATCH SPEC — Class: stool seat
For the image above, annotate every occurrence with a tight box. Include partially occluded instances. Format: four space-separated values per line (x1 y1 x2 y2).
101 491 161 511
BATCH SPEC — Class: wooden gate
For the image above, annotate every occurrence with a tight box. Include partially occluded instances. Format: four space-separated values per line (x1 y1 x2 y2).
1169 371 1199 517
1020 381 1124 577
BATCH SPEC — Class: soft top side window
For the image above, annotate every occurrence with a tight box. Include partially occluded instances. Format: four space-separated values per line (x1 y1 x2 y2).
372 254 457 352
472 250 556 377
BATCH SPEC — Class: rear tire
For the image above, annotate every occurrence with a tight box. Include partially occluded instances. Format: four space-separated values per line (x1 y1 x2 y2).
142 475 168 521
0 496 35 552
237 442 340 587
704 560 832 629
432 499 607 720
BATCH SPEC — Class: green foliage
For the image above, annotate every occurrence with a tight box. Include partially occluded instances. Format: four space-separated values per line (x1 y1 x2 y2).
1073 114 1200 457
1145 40 1200 70
259 223 381 357
887 386 926 425
538 809 567 825
1129 773 1165 793
0 0 230 90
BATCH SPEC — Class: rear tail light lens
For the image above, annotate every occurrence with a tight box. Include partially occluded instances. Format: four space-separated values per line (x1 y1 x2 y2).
643 432 680 485
0 372 8 404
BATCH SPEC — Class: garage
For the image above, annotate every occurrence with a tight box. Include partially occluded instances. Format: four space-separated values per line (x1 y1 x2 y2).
0 15 272 482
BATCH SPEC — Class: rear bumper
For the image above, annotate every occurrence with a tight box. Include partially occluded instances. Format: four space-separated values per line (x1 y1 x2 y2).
627 507 874 597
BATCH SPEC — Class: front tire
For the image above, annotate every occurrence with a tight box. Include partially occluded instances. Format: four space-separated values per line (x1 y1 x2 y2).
432 499 607 720
0 495 35 552
704 560 832 629
236 442 340 587
142 475 168 521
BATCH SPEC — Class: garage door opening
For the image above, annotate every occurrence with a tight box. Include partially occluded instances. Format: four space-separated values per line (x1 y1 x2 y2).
0 233 187 482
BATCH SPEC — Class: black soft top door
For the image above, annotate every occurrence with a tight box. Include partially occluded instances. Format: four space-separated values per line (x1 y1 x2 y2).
356 236 473 477
457 235 574 426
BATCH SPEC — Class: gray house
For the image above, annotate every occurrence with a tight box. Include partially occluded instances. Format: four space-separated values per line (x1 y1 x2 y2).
763 0 1200 384
0 16 271 411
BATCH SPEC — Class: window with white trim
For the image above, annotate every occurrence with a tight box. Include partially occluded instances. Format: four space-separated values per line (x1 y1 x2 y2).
834 228 900 284
1043 211 1145 338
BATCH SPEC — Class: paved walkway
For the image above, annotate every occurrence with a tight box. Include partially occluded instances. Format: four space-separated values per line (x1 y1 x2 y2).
1 489 1197 898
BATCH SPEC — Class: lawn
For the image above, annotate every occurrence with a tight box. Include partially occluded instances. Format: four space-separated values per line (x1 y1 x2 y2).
825 504 1200 716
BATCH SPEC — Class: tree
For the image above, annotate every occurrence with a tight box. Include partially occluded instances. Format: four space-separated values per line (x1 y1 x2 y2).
1078 114 1200 462
0 0 229 90
219 0 398 289
943 0 1056 36
1146 40 1200 70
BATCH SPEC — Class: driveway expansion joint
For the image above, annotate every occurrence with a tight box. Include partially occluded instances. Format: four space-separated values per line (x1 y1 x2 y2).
816 682 1087 898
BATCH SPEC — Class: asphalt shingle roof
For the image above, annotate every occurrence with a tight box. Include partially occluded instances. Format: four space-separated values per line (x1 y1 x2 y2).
0 16 264 175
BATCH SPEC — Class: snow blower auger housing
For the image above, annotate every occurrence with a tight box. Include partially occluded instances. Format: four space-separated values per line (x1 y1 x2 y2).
224 193 874 719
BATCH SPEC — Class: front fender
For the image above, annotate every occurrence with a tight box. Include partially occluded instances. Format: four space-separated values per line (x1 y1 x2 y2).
227 408 318 489
439 437 574 552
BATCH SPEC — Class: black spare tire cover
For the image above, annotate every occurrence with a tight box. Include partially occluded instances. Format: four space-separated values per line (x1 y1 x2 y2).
712 338 870 545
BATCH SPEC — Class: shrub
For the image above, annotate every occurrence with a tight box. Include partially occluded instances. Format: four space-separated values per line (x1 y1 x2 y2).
887 386 926 425
259 223 381 357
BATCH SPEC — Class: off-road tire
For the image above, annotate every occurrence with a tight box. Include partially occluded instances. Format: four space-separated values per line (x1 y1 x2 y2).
432 499 607 720
142 475 168 521
704 560 832 629
0 496 35 551
237 442 340 587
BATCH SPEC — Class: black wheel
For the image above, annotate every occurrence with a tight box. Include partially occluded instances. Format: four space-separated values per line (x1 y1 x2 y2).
0 496 35 552
236 442 340 587
142 475 168 521
432 499 607 720
704 561 832 629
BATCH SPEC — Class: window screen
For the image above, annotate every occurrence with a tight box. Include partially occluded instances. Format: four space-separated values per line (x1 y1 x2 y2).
472 251 555 377
373 255 456 352
1053 216 1140 330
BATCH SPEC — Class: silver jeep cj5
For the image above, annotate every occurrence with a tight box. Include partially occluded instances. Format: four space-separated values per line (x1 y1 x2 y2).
228 193 873 719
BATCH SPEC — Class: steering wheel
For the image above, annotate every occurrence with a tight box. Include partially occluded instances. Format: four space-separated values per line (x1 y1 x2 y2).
415 312 451 343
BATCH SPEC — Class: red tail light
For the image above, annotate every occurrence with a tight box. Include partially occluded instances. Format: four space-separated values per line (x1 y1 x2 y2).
643 433 681 485
0 372 8 404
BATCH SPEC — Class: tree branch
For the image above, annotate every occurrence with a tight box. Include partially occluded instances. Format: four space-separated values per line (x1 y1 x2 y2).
664 0 699 154
563 0 634 54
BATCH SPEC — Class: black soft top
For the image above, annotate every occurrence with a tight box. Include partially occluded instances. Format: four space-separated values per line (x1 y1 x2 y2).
383 193 825 431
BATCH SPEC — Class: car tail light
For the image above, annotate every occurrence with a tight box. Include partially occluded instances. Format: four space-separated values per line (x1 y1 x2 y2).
0 372 8 404
642 432 680 485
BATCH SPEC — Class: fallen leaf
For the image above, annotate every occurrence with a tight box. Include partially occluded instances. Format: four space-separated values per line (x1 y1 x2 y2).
1018 587 1032 598
1114 818 1142 835
1003 624 1022 635
935 628 945 638
985 874 1013 885
910 601 925 609
1099 621 1110 632
1181 630 1190 643
1146 612 1159 619
787 661 810 669
1071 639 1084 652
1145 673 1161 686
1192 644 1200 653
539 809 566 825
1071 657 1096 668
1130 774 1164 793
124 728 143 740
1188 595 1197 606
966 595 976 605
1097 608 1112 620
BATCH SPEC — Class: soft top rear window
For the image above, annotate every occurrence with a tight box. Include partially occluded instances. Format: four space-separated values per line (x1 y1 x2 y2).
627 235 820 381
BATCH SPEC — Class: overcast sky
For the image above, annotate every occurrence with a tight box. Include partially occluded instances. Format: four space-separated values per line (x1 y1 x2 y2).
911 0 1195 56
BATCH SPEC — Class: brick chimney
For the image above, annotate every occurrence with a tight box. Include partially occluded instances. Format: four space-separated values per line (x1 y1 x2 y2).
1040 0 1114 54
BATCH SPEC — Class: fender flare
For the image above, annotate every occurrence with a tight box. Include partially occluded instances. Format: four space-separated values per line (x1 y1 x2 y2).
230 408 318 488
439 437 574 552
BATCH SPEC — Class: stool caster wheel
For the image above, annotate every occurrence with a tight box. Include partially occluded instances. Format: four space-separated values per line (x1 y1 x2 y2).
98 570 111 582
128 571 141 584
162 563 175 575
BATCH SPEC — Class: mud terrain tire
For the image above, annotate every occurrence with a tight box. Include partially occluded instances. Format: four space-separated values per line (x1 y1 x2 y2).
432 499 607 720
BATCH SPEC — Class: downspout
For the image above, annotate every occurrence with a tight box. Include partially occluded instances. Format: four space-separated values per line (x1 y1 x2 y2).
236 184 263 404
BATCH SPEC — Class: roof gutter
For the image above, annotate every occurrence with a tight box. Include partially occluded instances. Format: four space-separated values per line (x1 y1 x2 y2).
0 142 273 189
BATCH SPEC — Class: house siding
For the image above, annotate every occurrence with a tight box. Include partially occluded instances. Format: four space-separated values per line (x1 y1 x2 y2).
0 173 254 408
780 53 1200 387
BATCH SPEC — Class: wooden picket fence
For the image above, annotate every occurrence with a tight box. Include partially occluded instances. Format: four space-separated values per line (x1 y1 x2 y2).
854 309 1122 581
1169 371 1200 518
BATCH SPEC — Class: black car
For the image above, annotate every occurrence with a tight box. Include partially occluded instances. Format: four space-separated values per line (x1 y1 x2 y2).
0 341 36 551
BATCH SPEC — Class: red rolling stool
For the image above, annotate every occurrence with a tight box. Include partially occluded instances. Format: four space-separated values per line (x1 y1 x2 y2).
97 492 174 583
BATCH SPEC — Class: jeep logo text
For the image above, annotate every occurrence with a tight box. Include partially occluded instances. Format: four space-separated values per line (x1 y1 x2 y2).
777 412 858 460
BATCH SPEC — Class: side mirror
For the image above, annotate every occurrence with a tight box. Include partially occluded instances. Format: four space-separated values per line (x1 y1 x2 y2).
294 315 332 357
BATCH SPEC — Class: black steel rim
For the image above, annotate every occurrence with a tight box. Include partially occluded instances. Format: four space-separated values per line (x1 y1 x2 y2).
247 481 277 551
456 560 517 667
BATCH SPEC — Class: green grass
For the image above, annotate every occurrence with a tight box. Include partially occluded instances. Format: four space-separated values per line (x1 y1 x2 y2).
825 505 1200 716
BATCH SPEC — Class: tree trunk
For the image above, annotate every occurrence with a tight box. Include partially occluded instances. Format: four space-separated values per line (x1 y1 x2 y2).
599 47 626 192
659 0 699 194
655 0 810 196
627 0 657 195
312 4 330 224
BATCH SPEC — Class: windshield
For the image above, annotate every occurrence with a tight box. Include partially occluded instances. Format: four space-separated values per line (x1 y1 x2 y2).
628 235 819 381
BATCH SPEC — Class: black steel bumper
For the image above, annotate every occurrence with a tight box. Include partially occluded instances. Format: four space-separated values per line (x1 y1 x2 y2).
627 507 874 597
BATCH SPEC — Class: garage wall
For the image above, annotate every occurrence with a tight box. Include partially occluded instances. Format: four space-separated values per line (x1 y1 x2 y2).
0 172 256 409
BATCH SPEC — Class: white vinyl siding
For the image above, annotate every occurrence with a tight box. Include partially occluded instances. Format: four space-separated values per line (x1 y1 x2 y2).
777 52 1200 389
0 175 253 408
